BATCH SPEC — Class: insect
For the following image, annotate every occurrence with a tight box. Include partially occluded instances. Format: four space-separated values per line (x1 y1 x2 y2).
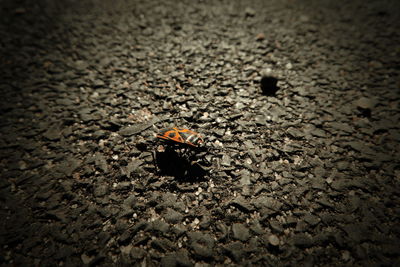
156 127 204 148
153 127 210 176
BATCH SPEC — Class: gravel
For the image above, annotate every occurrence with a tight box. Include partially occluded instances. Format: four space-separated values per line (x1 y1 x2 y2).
1 0 399 266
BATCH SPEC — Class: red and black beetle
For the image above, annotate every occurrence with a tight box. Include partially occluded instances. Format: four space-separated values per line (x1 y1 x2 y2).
156 127 204 148
153 127 209 176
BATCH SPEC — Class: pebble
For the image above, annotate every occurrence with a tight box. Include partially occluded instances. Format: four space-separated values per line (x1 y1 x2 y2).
188 232 214 259
118 123 152 137
270 220 284 233
164 208 184 224
43 127 61 141
232 223 250 241
354 97 376 110
304 214 321 226
223 242 245 262
245 7 256 17
292 233 314 248
268 234 280 246
94 185 108 197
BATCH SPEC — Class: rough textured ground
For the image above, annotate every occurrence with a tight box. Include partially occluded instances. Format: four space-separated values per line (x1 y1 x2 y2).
1 0 400 266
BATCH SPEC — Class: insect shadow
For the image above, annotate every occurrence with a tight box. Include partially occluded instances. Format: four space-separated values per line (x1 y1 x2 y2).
153 147 209 181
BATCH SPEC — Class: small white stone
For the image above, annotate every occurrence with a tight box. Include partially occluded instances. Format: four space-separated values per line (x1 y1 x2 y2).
216 117 224 123
18 161 27 170
81 254 94 265
193 218 200 225
120 244 132 255
245 158 252 165
342 250 350 261
200 112 209 119
268 234 280 246
214 140 223 147
99 139 105 148
91 92 99 98
195 187 203 196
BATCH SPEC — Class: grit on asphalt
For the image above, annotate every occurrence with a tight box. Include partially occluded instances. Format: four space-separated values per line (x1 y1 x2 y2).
1 0 399 266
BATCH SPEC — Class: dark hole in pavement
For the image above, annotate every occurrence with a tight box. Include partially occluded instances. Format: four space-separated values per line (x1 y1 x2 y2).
260 76 279 96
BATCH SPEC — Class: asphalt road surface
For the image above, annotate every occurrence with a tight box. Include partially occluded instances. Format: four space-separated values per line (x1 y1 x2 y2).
1 0 399 266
